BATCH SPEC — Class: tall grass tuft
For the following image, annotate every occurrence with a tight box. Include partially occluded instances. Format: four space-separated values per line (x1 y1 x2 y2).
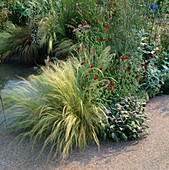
1 58 107 159
0 25 40 65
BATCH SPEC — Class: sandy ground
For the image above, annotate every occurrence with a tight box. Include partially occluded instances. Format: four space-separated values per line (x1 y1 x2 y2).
0 95 169 170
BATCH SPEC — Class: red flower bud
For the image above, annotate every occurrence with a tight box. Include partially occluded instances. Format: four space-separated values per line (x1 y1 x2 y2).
89 71 92 73
146 75 149 78
126 69 130 73
85 74 89 77
70 43 74 46
81 62 85 65
114 67 118 70
141 63 145 66
110 88 114 92
99 67 103 70
77 47 81 52
103 25 110 28
111 83 116 87
121 56 125 60
94 77 98 80
107 84 110 87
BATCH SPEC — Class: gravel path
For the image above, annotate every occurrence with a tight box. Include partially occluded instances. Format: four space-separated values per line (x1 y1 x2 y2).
0 95 169 170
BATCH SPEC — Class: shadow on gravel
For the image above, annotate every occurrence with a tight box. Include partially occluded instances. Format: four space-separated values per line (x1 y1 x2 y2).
0 132 143 169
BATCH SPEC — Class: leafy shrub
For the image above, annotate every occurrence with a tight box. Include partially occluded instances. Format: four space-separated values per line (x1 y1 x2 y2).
0 1 11 31
103 96 149 142
8 0 28 26
161 72 169 94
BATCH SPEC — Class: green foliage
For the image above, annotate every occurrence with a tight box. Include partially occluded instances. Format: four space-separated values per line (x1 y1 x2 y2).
103 96 149 142
8 0 28 26
161 72 169 94
136 29 169 97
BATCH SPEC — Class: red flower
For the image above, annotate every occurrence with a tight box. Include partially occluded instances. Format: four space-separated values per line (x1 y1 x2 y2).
110 24 113 26
81 62 85 65
104 29 109 32
135 61 138 64
99 67 103 70
114 63 116 64
114 67 118 70
141 74 143 76
47 59 51 62
142 68 146 71
77 47 81 52
148 57 152 59
121 56 125 60
94 77 98 80
102 38 107 41
96 2 98 4
111 83 116 87
139 78 143 82
146 75 149 78
89 71 92 73
85 74 89 77
98 40 102 42
83 23 86 26
137 70 140 74
70 43 74 46
150 64 153 66
130 82 133 84
103 25 110 28
110 88 114 92
93 50 96 52
125 57 129 59
90 63 93 68
126 69 130 73
141 63 145 66
106 80 110 82
107 84 110 87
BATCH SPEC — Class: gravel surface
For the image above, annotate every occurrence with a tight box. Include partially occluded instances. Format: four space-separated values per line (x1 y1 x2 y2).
0 95 169 170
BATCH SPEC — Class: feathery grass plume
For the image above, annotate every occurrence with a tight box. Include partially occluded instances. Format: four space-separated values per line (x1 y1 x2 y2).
2 59 107 160
0 25 40 65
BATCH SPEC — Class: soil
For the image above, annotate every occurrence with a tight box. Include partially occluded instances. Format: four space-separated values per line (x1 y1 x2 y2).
0 95 169 170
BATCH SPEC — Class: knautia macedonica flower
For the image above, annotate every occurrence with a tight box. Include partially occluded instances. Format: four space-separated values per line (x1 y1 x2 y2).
111 83 116 87
94 77 98 80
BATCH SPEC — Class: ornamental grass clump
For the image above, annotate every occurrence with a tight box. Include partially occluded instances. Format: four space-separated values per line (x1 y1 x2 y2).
1 59 106 159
